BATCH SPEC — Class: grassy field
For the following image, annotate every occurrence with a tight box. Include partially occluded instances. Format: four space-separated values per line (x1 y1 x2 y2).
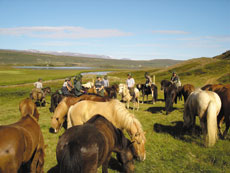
0 61 230 172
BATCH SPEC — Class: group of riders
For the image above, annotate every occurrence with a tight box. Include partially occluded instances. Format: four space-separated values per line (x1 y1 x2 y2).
33 71 181 99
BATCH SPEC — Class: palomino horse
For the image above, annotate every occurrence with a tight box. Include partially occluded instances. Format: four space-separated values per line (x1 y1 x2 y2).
50 94 110 133
30 87 51 106
136 83 158 104
56 115 137 173
119 83 140 110
183 89 221 147
0 99 45 172
67 99 146 161
178 84 195 103
202 84 230 138
19 98 40 120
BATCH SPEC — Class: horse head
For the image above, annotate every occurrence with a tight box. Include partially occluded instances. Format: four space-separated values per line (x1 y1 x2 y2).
50 101 68 133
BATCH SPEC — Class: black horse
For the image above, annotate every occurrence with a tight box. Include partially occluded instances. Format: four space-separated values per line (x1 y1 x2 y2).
165 84 178 115
136 84 158 104
160 79 173 101
105 84 118 99
56 115 137 173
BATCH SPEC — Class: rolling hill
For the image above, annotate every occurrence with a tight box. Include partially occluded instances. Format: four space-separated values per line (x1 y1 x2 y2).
0 49 182 69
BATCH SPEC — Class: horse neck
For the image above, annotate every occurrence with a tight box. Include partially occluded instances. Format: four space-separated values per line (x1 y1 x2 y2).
54 101 69 119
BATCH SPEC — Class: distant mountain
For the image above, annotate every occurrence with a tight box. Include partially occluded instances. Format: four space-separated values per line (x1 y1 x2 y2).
0 49 183 68
213 50 230 60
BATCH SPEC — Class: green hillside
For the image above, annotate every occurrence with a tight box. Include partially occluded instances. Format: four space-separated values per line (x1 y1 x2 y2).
0 49 182 69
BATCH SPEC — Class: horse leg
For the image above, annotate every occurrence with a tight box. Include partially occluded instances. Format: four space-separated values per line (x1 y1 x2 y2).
102 154 111 173
222 115 230 139
200 118 207 146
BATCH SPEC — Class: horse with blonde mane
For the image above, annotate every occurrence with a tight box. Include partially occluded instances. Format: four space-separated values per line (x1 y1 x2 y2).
67 99 146 161
119 83 140 110
183 89 221 147
50 94 110 133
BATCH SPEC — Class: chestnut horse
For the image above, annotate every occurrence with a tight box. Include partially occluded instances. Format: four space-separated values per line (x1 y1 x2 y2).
0 99 45 172
202 84 230 138
183 89 221 147
56 115 137 173
179 84 195 103
50 94 110 133
19 98 40 121
67 99 146 161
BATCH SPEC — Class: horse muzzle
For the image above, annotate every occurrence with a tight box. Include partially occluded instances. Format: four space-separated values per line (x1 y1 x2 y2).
49 127 58 133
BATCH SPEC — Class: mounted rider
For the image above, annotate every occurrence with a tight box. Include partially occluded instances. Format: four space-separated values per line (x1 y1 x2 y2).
33 78 44 94
73 74 85 96
94 75 105 96
145 72 152 87
170 72 181 88
61 77 73 96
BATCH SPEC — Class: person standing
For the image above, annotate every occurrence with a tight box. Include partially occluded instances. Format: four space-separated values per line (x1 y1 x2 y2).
94 75 104 96
126 73 135 101
73 74 85 96
103 75 109 88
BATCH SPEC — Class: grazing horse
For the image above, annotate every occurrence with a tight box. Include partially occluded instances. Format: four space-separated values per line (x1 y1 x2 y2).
56 115 137 173
67 99 146 161
183 89 221 147
136 84 158 104
49 90 65 113
160 80 173 101
50 94 110 133
19 98 40 121
202 84 230 138
30 87 51 106
178 84 195 103
165 84 178 115
119 83 140 110
0 100 45 172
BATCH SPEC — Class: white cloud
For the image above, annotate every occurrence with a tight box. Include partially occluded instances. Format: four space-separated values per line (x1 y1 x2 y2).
0 26 132 39
152 30 189 35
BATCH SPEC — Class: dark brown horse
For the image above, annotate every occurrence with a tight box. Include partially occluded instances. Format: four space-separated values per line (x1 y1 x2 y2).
56 115 137 173
49 90 65 113
30 87 51 106
178 84 195 103
0 100 45 172
165 84 178 115
202 84 230 138
105 84 119 99
50 94 110 133
160 79 173 101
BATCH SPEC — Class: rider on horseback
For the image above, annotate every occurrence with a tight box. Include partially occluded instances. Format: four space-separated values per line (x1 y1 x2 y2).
73 74 85 96
61 77 73 96
170 72 181 88
145 72 152 87
33 78 43 94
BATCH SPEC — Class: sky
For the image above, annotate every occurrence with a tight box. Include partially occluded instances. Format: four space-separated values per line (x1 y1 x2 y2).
0 0 229 60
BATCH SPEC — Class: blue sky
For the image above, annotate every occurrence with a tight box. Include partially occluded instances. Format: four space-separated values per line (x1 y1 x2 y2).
0 0 229 60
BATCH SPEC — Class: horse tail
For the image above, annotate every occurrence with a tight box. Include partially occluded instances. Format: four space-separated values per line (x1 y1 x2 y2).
59 142 81 173
206 101 218 147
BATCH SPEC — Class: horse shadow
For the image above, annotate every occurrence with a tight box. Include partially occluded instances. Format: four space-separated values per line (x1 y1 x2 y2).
153 121 202 144
47 157 123 172
146 107 182 114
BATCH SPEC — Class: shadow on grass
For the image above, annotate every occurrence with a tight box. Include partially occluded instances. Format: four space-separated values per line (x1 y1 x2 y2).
47 156 123 172
146 106 182 114
153 121 203 145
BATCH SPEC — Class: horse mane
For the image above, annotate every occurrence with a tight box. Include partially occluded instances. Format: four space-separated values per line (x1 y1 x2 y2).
111 100 144 136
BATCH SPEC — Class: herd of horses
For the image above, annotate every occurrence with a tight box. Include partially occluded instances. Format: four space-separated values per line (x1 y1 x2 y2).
1 78 230 172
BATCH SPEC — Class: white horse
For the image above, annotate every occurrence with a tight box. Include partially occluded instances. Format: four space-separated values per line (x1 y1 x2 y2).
119 83 140 110
183 89 221 147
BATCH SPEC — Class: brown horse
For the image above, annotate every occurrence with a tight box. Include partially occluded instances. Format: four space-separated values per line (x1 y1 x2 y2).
202 84 230 138
19 98 40 121
0 100 45 172
67 99 146 161
179 84 195 103
50 94 110 133
56 115 137 173
30 87 51 106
